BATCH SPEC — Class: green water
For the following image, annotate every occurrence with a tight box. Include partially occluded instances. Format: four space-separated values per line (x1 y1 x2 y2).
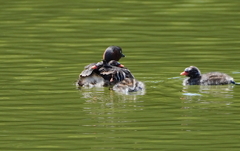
1 0 240 150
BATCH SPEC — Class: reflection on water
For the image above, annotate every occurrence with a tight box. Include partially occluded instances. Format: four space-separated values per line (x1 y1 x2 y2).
180 85 234 117
180 85 234 134
79 87 144 102
79 87 144 116
182 85 234 99
199 85 234 97
79 87 145 140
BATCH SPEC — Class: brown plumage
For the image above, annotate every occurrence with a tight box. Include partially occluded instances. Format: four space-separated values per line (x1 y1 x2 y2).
77 46 145 93
112 78 145 93
77 46 132 87
79 46 125 78
78 60 133 87
99 60 134 83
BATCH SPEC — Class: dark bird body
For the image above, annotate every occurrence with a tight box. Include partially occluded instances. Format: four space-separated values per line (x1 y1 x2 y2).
180 66 235 86
77 46 145 93
78 60 133 87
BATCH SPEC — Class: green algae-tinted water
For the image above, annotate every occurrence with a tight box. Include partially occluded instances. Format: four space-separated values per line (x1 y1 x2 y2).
1 0 240 150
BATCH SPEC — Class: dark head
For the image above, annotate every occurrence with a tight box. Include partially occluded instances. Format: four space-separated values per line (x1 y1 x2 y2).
180 66 201 78
108 60 124 68
103 46 125 62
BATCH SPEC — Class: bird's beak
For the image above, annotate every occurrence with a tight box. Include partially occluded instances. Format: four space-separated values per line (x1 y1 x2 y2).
118 64 124 68
91 65 98 69
180 71 188 76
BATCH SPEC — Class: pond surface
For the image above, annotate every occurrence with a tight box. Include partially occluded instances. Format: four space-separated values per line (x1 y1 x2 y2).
1 0 240 150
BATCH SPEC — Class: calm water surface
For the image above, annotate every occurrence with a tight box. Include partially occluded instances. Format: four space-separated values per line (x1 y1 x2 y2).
1 0 240 150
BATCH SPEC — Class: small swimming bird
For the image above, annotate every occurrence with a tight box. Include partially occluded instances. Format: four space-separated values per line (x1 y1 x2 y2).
77 46 145 94
99 60 134 84
180 66 236 85
112 78 145 94
79 46 125 78
77 46 133 87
